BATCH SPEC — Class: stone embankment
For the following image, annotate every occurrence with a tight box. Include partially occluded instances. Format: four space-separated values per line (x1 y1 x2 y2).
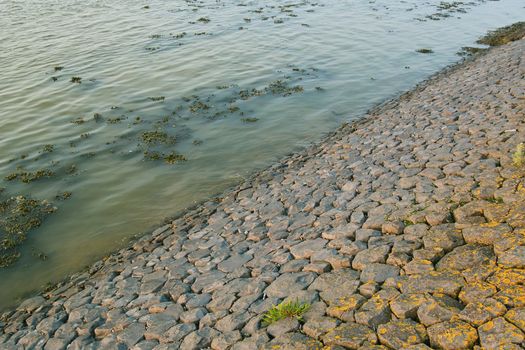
1 39 524 350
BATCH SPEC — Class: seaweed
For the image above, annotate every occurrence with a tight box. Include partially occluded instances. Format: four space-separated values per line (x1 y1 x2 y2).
148 96 165 102
141 131 176 145
71 77 82 84
416 48 433 54
5 169 55 184
164 151 187 164
0 195 56 268
477 22 525 46
42 144 55 153
55 192 72 200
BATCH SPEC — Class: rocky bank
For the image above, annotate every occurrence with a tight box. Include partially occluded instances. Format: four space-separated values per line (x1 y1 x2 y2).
1 38 524 350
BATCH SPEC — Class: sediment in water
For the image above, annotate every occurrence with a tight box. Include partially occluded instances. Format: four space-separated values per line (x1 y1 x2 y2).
1 37 524 349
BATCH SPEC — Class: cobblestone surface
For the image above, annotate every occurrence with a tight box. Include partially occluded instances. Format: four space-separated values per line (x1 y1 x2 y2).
1 39 524 349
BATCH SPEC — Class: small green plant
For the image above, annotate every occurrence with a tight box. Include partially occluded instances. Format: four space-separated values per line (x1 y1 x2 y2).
513 143 525 167
261 300 310 326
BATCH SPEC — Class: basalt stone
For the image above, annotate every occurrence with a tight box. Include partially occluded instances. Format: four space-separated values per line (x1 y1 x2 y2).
399 271 464 297
265 272 316 298
302 317 339 339
352 245 390 270
498 246 525 268
289 239 327 259
458 298 506 326
427 320 478 350
377 319 428 349
436 244 495 271
322 323 377 349
478 317 525 349
360 263 400 283
389 293 429 319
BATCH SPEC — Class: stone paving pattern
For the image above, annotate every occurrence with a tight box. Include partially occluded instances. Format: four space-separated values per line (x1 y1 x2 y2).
1 39 524 350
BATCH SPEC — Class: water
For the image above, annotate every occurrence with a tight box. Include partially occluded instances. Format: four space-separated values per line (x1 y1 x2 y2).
0 0 523 310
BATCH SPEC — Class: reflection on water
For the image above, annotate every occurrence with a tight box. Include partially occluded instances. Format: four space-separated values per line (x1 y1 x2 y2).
0 0 523 309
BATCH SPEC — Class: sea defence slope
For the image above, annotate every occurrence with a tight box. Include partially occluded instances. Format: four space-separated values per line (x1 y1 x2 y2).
1 39 524 350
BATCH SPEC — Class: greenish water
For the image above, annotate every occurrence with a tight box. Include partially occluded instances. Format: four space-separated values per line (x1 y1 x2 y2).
0 0 524 310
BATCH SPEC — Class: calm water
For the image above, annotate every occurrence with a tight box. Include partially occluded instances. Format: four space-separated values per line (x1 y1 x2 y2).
0 0 523 309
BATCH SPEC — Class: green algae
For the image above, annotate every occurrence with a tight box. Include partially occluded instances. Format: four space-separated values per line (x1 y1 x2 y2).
266 80 304 96
5 169 55 184
141 131 176 145
477 22 525 46
241 117 259 123
55 192 72 201
93 113 103 122
0 195 56 268
107 116 125 124
71 118 85 125
164 151 187 164
457 46 487 57
42 144 55 153
70 77 82 83
189 100 210 113
148 96 165 102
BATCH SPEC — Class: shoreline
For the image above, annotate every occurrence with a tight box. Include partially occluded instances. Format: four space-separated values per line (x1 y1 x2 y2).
1 37 524 349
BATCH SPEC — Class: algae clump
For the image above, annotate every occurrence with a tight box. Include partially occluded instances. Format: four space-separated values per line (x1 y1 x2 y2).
477 22 525 47
0 195 56 268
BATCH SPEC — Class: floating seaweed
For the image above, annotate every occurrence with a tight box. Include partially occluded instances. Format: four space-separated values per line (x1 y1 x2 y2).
0 195 56 268
5 169 55 184
477 22 525 46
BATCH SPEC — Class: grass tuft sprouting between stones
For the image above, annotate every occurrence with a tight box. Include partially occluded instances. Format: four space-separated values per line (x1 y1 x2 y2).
261 300 310 326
